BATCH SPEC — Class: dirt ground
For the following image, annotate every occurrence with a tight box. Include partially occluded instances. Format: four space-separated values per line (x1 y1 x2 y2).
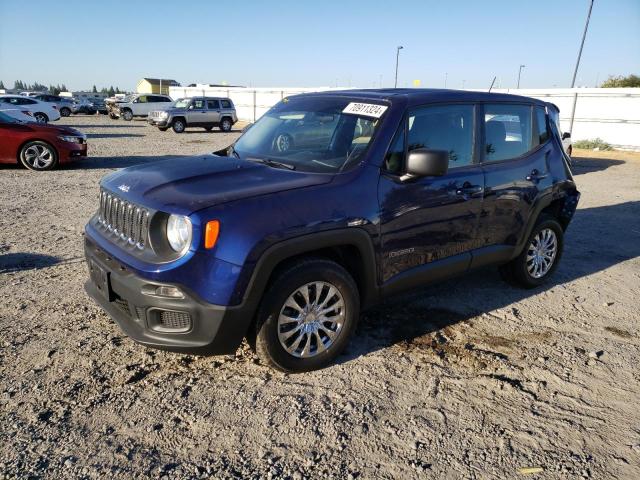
1 116 639 479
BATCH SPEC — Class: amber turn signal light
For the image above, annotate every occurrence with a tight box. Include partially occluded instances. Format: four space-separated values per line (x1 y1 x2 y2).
204 220 220 249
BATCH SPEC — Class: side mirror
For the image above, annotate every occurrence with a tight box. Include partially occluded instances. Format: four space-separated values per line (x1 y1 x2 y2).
405 148 449 177
562 132 571 140
188 105 194 110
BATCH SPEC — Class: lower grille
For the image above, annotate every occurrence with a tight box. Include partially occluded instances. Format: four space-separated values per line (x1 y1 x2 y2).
159 311 191 330
113 297 130 314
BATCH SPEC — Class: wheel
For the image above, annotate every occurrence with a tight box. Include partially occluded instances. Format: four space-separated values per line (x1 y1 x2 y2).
19 141 58 171
254 258 359 372
172 118 186 133
60 107 71 117
158 127 168 132
204 126 213 132
34 112 49 124
219 117 233 132
499 215 564 288
122 110 133 121
274 133 293 152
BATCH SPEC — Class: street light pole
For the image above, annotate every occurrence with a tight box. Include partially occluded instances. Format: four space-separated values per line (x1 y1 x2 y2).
571 0 595 87
394 46 403 88
517 64 525 89
444 72 448 88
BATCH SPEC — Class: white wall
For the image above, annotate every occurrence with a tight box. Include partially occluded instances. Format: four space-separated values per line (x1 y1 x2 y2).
169 86 640 150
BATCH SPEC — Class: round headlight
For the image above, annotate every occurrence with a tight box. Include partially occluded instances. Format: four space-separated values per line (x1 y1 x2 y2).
166 214 192 253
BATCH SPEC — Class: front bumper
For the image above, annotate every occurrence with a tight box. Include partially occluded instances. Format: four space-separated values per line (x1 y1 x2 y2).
59 142 88 163
147 118 169 127
84 237 250 355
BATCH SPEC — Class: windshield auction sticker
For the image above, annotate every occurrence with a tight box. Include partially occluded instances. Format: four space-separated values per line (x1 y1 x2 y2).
342 102 388 118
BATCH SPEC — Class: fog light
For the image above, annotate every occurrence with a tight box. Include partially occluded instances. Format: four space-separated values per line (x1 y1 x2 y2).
143 285 184 298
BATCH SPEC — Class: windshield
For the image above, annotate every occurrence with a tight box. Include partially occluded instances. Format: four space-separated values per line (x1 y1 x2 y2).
174 98 190 108
232 96 384 173
0 111 19 123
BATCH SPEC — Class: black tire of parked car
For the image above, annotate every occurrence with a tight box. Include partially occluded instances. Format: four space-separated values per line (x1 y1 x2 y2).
60 107 71 117
254 258 360 373
172 118 186 133
219 117 233 132
499 214 564 289
18 141 59 171
122 109 133 121
158 127 168 132
204 126 213 132
34 112 49 124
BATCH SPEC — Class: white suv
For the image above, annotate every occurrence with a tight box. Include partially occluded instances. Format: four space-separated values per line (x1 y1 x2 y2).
112 94 173 121
0 95 61 123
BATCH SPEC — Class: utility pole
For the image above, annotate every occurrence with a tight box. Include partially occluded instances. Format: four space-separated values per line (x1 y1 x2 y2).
517 64 525 89
444 72 448 88
572 0 595 88
394 46 403 88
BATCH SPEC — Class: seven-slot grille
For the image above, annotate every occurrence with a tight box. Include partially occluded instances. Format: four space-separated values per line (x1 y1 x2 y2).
97 188 150 249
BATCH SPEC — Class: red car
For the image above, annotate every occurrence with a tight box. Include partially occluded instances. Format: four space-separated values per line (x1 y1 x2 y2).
0 111 87 170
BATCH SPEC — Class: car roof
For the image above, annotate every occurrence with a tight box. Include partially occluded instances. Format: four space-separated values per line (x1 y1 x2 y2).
303 88 546 107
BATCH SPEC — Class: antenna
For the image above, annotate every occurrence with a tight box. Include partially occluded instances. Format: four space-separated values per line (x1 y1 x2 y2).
488 76 496 92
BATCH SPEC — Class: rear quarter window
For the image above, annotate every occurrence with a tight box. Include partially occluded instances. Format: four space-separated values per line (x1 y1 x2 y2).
221 99 232 109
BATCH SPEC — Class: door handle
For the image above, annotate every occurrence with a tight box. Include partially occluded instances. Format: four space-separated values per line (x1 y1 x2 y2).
455 182 484 197
526 169 548 182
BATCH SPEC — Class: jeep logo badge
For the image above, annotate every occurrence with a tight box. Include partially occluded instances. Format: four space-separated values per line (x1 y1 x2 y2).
118 184 130 193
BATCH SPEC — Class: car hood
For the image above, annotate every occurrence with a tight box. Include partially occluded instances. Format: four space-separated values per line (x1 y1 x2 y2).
101 154 333 215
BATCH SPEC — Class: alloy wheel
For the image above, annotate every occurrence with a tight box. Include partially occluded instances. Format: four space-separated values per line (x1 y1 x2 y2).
23 144 55 169
526 228 558 278
277 281 345 358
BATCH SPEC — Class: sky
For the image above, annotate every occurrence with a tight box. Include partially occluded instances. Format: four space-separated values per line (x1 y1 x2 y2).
0 0 638 91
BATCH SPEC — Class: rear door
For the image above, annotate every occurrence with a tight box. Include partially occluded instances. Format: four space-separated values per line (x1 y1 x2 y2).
479 103 553 251
378 103 484 285
206 99 221 124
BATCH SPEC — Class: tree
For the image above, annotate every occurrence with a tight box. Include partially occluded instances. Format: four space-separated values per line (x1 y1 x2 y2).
92 85 98 93
108 86 115 96
600 74 640 88
0 81 5 90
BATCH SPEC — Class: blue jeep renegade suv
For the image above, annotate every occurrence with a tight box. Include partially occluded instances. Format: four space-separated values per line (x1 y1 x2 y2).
84 89 579 372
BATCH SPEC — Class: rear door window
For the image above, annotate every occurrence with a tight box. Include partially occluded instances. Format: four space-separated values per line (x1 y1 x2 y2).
483 104 533 161
207 100 220 110
407 104 475 168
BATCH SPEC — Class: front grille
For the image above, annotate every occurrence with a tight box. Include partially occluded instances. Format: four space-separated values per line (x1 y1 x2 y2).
97 188 149 250
159 311 191 331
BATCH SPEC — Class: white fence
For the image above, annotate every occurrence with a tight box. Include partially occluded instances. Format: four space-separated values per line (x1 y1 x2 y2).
169 86 640 150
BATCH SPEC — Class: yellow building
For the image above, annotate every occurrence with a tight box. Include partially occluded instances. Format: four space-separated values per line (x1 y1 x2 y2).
136 78 180 95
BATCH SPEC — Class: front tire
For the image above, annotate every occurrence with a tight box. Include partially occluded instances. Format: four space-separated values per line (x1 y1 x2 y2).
19 141 59 171
172 118 186 133
158 127 168 132
122 110 133 121
255 259 359 372
500 215 564 288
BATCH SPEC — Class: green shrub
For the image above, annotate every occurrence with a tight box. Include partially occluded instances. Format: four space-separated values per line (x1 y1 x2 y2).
572 138 613 151
600 74 640 88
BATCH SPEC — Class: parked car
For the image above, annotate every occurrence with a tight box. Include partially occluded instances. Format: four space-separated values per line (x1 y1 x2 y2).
148 97 237 133
72 98 97 115
111 94 173 121
84 89 580 372
91 97 108 114
32 94 75 117
548 104 572 156
0 95 61 123
0 110 87 170
105 94 132 118
0 108 36 122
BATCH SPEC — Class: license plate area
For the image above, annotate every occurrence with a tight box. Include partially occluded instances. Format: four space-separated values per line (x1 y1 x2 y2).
89 260 113 301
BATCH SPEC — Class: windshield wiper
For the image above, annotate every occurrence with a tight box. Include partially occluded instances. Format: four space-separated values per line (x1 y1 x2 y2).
247 156 296 170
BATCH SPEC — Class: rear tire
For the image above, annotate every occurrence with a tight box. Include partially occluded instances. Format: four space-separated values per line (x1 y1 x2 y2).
19 141 59 171
500 215 564 288
254 258 359 372
60 107 71 117
219 117 233 132
172 118 186 133
34 112 49 124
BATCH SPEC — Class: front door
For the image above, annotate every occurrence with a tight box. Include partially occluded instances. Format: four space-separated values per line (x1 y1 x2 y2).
187 98 208 126
378 103 484 286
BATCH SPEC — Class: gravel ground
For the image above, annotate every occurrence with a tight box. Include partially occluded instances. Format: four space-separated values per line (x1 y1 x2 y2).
1 115 639 479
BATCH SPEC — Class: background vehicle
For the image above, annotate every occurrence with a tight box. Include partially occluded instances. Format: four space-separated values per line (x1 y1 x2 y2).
0 95 60 123
72 98 96 115
0 108 36 122
84 90 579 372
111 94 173 121
90 98 108 114
548 103 573 156
0 110 87 170
148 96 237 133
32 94 75 117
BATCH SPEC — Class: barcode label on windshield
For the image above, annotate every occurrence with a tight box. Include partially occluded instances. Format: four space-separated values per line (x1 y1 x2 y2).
342 102 388 118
